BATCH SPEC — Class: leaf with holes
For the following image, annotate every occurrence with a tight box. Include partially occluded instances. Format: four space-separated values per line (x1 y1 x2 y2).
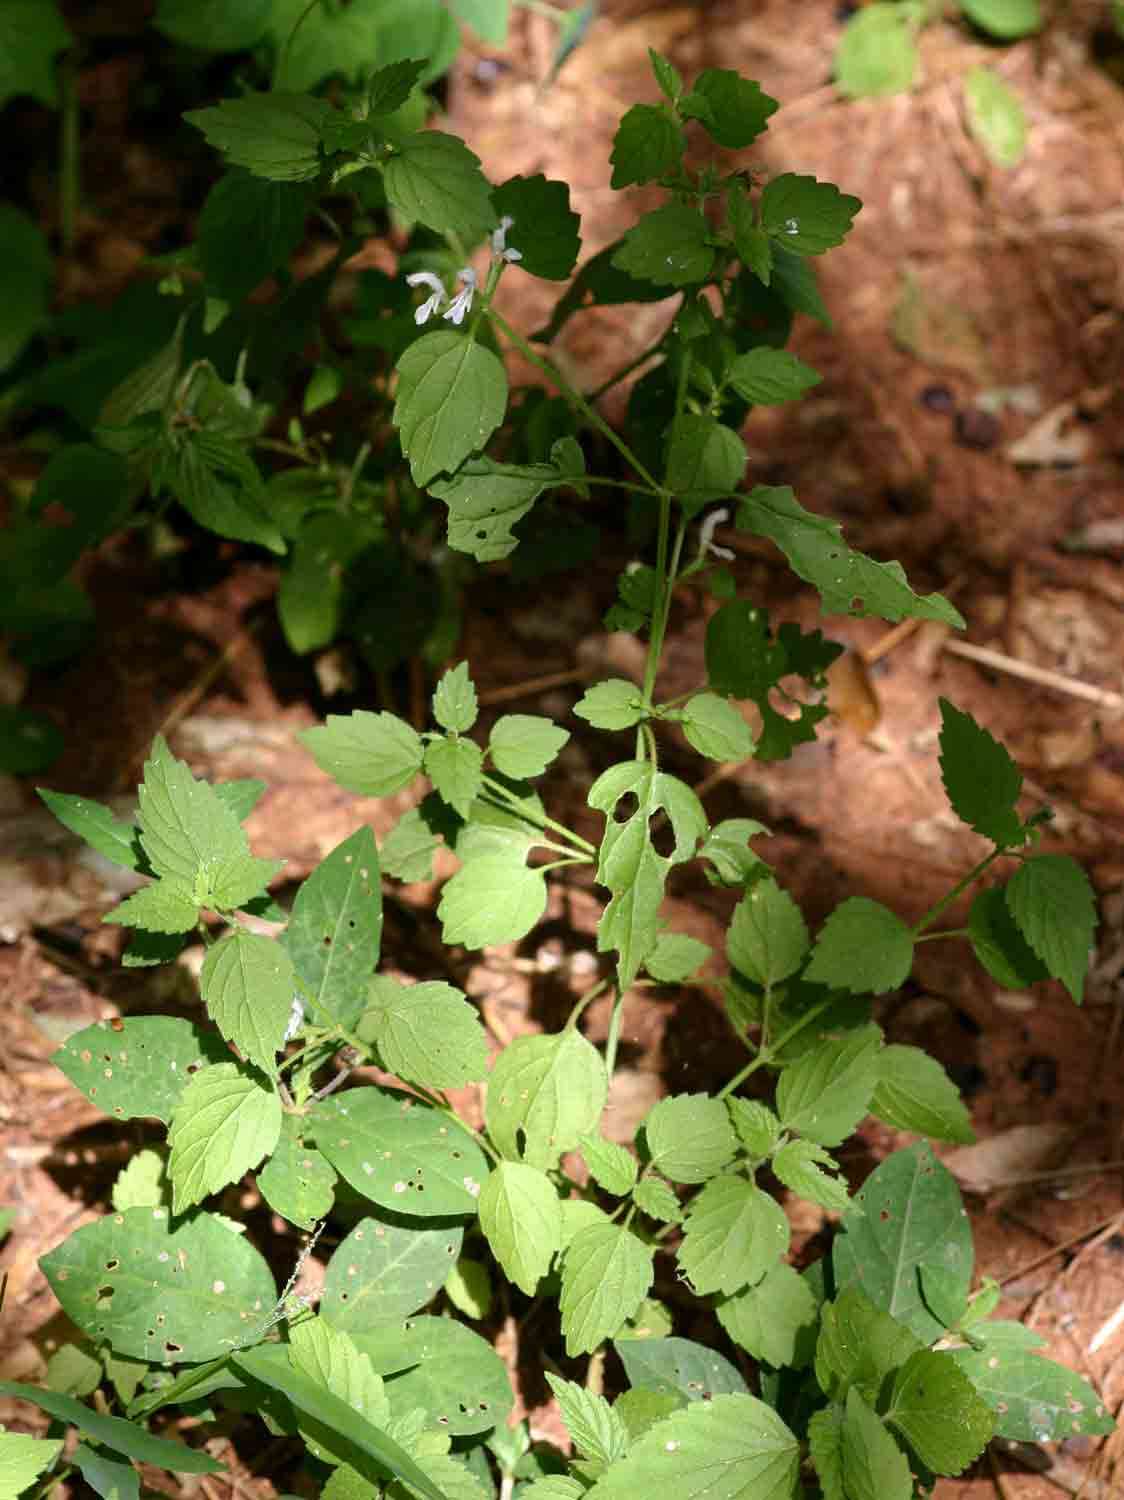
832 1143 973 1343
54 1018 227 1124
486 1030 607 1170
350 1316 513 1437
394 332 508 488
717 1261 818 1370
1005 855 1097 1004
322 1212 464 1329
560 1222 653 1356
257 1114 337 1230
951 1322 1115 1442
643 1093 737 1184
40 1208 276 1362
300 712 424 798
678 1176 789 1296
310 1085 489 1217
167 1063 282 1214
478 1161 561 1296
357 977 488 1089
201 930 295 1077
429 440 585 563
284 826 383 1031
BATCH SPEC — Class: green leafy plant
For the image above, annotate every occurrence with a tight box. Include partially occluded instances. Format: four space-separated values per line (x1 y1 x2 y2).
15 44 1114 1500
833 0 1035 168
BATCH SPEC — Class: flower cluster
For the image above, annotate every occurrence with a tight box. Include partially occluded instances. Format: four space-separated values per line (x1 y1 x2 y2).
405 216 522 327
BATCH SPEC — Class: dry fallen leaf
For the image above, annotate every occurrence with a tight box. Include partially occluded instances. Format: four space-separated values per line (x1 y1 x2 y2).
942 1122 1075 1194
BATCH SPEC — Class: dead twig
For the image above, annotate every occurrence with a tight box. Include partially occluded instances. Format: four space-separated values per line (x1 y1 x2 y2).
942 639 1124 714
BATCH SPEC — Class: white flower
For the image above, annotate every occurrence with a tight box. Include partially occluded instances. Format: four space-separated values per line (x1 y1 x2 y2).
491 215 522 263
406 270 447 325
698 507 735 562
442 266 477 325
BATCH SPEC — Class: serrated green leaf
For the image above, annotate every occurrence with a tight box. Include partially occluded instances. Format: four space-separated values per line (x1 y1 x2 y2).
760 173 861 256
40 1208 276 1363
55 1018 226 1124
289 1314 390 1464
727 1099 780 1158
728 188 773 284
717 1261 818 1369
394 331 508 487
201 930 295 1076
678 1175 789 1295
384 131 494 242
963 67 1026 168
609 103 683 189
805 897 915 995
835 5 918 99
643 1093 737 1184
545 1374 628 1471
133 736 245 888
560 1222 653 1356
491 174 581 280
185 92 331 180
574 679 646 732
727 878 808 987
103 879 199 935
358 976 488 1089
310 1084 489 1217
961 0 1040 40
580 1134 638 1196
665 415 747 512
257 1114 336 1230
644 931 711 983
648 48 683 102
832 1143 973 1342
425 737 484 818
585 1393 797 1500
870 1044 975 1144
487 715 569 780
380 802 448 883
432 663 478 734
632 1176 681 1223
815 1288 925 1408
267 0 386 91
438 855 547 948
938 700 1024 847
699 818 770 888
486 1030 607 1169
777 1029 881 1147
349 1316 512 1437
841 1386 914 1500
233 1345 446 1500
808 1404 845 1500
161 432 285 555
478 1161 561 1295
884 1350 994 1474
727 346 822 405
167 1063 282 1213
321 1463 379 1500
612 202 714 288
772 1139 852 1214
951 1322 1114 1442
301 711 424 797
738 485 964 625
284 826 383 1030
968 886 1050 989
366 58 427 115
679 69 778 148
112 1150 167 1213
1005 855 1096 1004
321 1212 463 1331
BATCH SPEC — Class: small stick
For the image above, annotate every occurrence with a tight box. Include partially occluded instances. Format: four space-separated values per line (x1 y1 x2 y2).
478 667 590 707
942 639 1124 714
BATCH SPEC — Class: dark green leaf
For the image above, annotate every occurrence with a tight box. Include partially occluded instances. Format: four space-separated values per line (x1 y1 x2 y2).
960 0 1040 40
154 0 271 50
0 1383 223 1473
771 246 832 326
72 1442 139 1500
384 131 494 242
284 826 382 1030
1005 855 1096 1004
197 171 310 302
884 1350 994 1474
615 1336 746 1400
938 700 1024 847
367 58 427 115
680 69 778 148
532 243 673 343
491 174 581 280
0 0 70 107
184 92 331 181
727 347 821 405
967 886 1050 989
0 202 53 370
609 103 683 188
840 1387 914 1500
648 49 683 103
612 203 714 288
870 1045 975 1143
760 173 861 255
665 415 747 509
0 707 63 773
394 331 508 487
430 439 583 562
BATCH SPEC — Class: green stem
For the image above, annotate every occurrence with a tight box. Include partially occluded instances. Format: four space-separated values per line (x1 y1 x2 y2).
911 848 1005 938
603 992 626 1079
914 928 969 943
481 772 596 856
565 979 609 1031
487 308 664 494
716 998 834 1100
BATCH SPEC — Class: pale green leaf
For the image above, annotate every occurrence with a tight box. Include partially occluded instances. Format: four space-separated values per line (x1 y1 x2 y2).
804 897 914 995
103 879 199 935
134 735 247 887
579 1134 638 1196
632 1177 681 1224
201 929 295 1075
300 711 424 797
432 662 478 734
728 347 822 405
429 444 580 563
478 1161 561 1295
257 1114 336 1230
112 1150 167 1212
0 1434 63 1496
444 1255 492 1320
486 1030 607 1170
727 1099 781 1159
560 1222 653 1356
545 1374 628 1470
961 0 1040 40
807 1405 845 1500
72 1441 140 1500
44 1342 101 1399
643 1093 736 1185
614 1336 747 1401
679 693 754 762
36 790 141 873
717 1261 818 1369
349 1316 512 1437
574 679 646 732
167 1063 282 1213
394 331 507 487
284 826 382 1030
870 1044 975 1144
425 737 484 818
358 976 488 1089
678 1175 789 1295
438 856 547 948
643 931 711 983
777 1029 881 1147
488 715 570 780
835 5 918 99
771 1139 852 1214
699 818 770 888
289 1315 390 1464
727 878 808 987
154 0 270 50
964 67 1027 169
